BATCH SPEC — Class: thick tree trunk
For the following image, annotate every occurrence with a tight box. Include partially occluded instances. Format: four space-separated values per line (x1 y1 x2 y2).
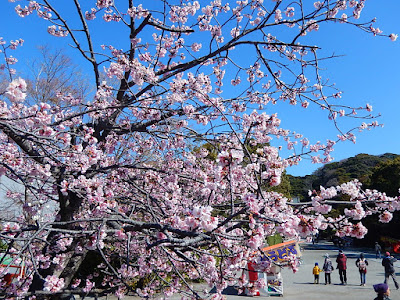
29 190 88 296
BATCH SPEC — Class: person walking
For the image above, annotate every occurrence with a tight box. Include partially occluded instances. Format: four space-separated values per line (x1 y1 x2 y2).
322 253 333 285
382 251 399 290
312 262 322 284
355 252 368 286
373 283 391 300
336 249 347 285
376 242 382 259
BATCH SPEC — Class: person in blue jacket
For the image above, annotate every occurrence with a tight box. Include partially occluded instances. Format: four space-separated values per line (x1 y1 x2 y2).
382 252 399 290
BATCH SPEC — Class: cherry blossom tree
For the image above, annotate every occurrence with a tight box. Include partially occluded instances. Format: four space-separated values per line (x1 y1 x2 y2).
0 0 399 298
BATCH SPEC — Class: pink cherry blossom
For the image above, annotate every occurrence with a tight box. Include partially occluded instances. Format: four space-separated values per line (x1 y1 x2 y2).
83 279 95 292
5 77 27 102
389 33 398 41
379 211 393 223
47 25 69 37
43 275 65 293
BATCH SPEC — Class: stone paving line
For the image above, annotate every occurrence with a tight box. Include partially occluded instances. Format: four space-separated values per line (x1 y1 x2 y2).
84 241 400 300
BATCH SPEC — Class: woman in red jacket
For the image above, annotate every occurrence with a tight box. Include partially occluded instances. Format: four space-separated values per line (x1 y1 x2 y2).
336 250 348 285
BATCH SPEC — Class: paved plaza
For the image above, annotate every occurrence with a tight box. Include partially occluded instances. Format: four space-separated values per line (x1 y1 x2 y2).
272 241 398 299
91 241 399 300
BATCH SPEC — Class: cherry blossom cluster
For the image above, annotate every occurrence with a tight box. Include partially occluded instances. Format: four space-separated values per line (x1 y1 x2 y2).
0 37 24 76
44 275 65 293
47 25 69 37
5 77 27 102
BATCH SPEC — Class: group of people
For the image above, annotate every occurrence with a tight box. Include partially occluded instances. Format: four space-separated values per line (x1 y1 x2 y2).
312 250 350 285
311 248 398 299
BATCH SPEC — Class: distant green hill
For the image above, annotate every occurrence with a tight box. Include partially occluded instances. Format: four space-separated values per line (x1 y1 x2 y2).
288 153 400 246
288 153 400 201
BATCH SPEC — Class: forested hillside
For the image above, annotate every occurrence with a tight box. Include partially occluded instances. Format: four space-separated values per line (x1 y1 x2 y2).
289 153 400 245
288 153 400 201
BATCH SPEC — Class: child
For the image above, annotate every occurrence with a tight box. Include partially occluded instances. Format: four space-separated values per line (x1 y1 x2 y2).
322 253 333 285
312 262 322 284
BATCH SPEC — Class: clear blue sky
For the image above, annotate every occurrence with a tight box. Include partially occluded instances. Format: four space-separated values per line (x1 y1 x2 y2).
275 1 400 176
1 1 400 177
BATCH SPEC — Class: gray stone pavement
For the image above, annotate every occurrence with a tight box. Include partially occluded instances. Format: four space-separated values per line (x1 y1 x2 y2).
87 241 400 299
273 241 398 300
